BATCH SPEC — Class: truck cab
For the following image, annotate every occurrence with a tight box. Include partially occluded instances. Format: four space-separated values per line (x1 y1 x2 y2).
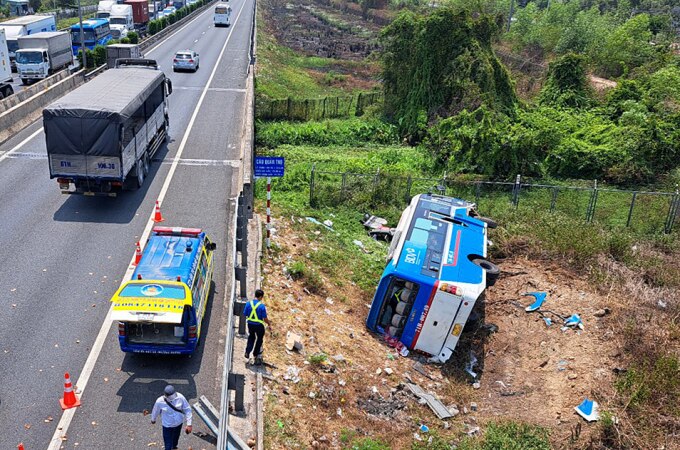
109 4 134 40
96 0 117 19
15 48 48 81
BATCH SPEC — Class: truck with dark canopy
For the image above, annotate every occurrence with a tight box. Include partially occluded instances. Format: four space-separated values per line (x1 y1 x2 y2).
43 60 172 195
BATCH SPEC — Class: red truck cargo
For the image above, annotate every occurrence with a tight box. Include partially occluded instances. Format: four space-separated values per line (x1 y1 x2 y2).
124 0 150 29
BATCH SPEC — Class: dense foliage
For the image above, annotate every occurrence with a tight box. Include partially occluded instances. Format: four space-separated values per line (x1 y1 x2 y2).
380 8 517 140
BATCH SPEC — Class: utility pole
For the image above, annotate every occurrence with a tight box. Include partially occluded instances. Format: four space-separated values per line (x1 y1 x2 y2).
77 0 86 69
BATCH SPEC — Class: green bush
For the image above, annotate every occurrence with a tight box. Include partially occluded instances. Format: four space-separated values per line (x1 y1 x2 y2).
127 31 139 44
120 37 131 44
457 421 551 450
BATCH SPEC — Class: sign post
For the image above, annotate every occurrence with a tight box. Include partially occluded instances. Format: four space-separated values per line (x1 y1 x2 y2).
254 156 285 250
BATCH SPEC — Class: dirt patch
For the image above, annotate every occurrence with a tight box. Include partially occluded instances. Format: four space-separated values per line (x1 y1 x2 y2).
259 214 626 448
262 0 382 60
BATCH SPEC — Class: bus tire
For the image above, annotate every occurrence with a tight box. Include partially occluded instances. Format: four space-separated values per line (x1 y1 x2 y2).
472 258 500 287
478 216 497 229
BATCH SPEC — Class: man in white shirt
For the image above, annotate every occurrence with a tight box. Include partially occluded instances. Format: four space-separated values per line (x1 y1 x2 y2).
150 385 193 450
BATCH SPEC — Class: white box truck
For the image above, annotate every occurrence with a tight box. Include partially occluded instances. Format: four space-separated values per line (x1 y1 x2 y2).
16 32 73 84
96 0 117 19
0 15 57 70
43 59 173 196
106 43 142 68
0 29 14 100
108 4 134 40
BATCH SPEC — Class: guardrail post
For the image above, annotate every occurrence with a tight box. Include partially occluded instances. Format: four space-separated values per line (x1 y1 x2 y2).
237 194 248 267
233 298 247 335
228 373 246 413
235 266 247 300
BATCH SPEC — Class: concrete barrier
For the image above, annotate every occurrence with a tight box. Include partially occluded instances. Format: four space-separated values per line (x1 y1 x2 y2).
0 69 71 114
0 70 85 145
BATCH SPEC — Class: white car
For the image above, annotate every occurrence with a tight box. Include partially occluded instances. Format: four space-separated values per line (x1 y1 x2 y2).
172 50 199 72
163 6 177 15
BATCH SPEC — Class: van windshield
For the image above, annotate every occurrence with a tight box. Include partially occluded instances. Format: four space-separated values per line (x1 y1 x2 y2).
16 51 43 64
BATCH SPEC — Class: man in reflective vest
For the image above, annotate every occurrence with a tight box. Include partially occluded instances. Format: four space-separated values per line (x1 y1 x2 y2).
243 289 272 361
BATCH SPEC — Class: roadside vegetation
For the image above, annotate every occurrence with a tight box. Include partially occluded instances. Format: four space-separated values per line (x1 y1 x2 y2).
256 0 680 448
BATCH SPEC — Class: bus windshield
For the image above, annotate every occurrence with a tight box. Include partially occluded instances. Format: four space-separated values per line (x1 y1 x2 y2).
71 30 96 44
118 283 187 300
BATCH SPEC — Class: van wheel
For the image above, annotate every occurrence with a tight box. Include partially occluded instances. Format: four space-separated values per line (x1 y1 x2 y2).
472 258 500 287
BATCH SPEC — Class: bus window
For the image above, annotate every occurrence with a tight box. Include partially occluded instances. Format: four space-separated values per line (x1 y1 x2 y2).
376 277 417 338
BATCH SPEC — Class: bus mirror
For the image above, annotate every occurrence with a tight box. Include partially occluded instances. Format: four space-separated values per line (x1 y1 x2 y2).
165 79 173 95
207 242 217 251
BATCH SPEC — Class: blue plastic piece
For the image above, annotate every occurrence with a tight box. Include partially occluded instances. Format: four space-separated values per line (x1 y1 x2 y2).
419 424 429 433
575 398 599 422
564 314 583 328
523 292 547 312
542 317 552 327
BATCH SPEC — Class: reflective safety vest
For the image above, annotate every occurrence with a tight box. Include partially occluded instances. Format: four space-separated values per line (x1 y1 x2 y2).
247 300 265 325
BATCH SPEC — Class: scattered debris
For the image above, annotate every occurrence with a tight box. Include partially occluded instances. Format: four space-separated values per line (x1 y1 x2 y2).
384 367 394 375
481 323 499 334
405 383 454 419
413 361 434 380
465 351 479 379
574 398 599 422
472 382 481 390
524 292 547 312
593 308 610 317
283 366 301 384
470 402 478 412
419 424 429 433
384 333 409 356
285 331 304 352
557 360 569 372
361 214 395 241
657 299 667 309
323 219 333 228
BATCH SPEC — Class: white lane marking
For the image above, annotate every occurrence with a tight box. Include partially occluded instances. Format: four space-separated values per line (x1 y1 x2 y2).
46 0 250 447
194 39 199 43
173 86 246 92
145 6 215 55
0 127 43 164
5 153 241 167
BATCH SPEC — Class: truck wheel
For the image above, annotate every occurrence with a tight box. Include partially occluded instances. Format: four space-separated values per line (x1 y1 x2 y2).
135 160 145 188
21 78 29 85
142 153 150 176
472 258 500 287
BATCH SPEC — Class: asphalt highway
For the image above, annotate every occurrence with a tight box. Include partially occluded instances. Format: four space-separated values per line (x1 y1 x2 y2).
0 0 253 447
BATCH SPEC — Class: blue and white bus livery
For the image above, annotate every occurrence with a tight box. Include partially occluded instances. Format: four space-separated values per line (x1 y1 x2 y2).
70 18 112 55
366 194 499 363
111 227 216 355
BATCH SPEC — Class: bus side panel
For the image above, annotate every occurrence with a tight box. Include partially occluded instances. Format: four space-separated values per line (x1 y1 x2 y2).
400 282 438 350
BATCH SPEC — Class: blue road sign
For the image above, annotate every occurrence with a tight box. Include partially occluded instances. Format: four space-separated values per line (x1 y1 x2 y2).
255 156 285 177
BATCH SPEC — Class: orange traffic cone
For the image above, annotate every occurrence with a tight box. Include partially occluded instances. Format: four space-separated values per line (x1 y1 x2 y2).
153 200 164 223
133 241 142 266
18 444 25 450
59 372 81 410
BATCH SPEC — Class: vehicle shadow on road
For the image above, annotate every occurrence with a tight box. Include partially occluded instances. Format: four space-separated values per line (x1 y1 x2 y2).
114 280 218 413
52 143 171 224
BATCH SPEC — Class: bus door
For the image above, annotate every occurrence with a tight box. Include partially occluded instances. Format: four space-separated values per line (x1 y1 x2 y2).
412 283 463 361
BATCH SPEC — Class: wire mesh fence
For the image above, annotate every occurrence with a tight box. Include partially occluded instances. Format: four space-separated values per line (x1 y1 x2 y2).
255 91 382 121
309 168 680 234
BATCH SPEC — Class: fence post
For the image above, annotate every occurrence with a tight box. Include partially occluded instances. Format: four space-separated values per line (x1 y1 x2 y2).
664 185 679 234
341 172 347 202
405 176 413 204
440 172 447 196
322 97 327 119
550 187 558 212
586 179 599 223
305 99 310 121
371 168 381 208
309 164 316 208
626 192 637 228
512 174 521 208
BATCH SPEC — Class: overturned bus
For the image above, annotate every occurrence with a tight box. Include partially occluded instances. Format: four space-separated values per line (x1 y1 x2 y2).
366 194 499 363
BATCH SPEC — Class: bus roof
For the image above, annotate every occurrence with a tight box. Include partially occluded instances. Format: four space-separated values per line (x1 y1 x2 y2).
70 18 109 29
394 194 486 284
132 229 206 288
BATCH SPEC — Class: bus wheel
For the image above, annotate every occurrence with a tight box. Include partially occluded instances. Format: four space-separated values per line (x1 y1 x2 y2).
472 258 500 287
478 216 497 229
